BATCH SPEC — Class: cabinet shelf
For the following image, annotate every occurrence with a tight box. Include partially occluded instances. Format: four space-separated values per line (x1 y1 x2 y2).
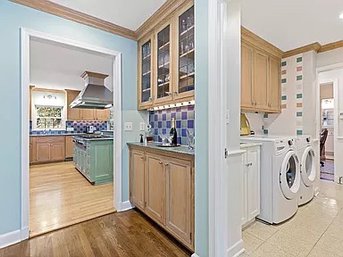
143 54 151 60
158 62 170 69
142 71 151 76
180 25 194 37
158 81 170 87
180 72 195 80
159 42 170 50
142 88 151 92
180 48 194 58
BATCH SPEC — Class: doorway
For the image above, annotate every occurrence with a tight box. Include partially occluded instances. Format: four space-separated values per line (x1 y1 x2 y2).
21 28 123 239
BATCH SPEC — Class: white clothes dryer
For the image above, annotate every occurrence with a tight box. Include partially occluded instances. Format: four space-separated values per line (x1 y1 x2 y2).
241 135 301 224
296 135 316 205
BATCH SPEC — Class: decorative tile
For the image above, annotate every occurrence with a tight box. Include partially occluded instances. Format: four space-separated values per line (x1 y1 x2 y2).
296 112 303 117
297 129 303 135
281 78 287 84
296 93 303 99
296 57 303 63
297 75 303 81
281 95 287 101
281 61 287 67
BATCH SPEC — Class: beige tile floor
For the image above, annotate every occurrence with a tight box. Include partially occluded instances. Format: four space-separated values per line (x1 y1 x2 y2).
241 180 343 257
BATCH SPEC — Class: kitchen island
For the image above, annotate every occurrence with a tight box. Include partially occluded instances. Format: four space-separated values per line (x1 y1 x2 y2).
127 142 195 251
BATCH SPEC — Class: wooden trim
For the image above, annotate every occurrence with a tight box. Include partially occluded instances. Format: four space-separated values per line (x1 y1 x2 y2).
11 0 136 40
241 27 283 58
31 87 65 94
136 0 193 40
283 42 321 58
81 71 108 79
318 40 343 53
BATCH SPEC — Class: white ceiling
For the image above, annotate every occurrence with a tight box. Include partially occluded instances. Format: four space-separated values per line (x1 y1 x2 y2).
49 0 167 31
241 0 343 51
30 38 113 91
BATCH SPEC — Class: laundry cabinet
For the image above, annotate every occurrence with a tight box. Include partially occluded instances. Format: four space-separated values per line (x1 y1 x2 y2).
241 143 261 228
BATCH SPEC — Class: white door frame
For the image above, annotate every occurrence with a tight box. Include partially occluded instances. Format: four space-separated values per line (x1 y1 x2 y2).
20 28 123 240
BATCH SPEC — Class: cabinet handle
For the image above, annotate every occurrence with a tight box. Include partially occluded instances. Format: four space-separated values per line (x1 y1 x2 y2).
165 163 169 166
140 156 145 160
159 161 163 165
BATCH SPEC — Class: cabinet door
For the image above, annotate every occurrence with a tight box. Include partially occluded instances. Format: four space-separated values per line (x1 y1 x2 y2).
145 154 166 225
130 150 146 210
269 56 281 112
138 36 154 109
50 142 65 162
155 22 173 104
96 109 110 121
36 142 50 162
253 49 269 110
65 136 74 159
81 109 95 120
66 90 81 121
247 147 260 220
175 4 195 100
241 43 254 109
241 153 248 226
165 158 193 247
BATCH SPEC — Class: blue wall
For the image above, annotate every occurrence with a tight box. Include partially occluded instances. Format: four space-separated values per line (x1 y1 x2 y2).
0 1 138 234
195 0 209 256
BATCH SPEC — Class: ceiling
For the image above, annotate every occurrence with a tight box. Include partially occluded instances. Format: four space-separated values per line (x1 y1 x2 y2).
241 0 343 51
49 0 167 31
30 38 113 90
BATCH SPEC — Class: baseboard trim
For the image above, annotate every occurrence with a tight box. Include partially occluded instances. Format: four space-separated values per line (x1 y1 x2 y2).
227 239 244 257
191 253 200 257
0 229 22 249
118 201 133 212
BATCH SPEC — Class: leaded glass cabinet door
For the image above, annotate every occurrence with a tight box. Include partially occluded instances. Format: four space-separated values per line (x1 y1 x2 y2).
138 35 154 110
155 22 173 104
175 4 195 100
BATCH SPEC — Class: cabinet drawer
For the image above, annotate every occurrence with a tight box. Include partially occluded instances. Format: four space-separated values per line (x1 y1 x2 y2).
35 136 65 143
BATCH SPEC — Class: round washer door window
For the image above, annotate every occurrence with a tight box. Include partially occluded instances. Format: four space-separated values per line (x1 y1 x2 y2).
279 150 301 200
301 147 316 187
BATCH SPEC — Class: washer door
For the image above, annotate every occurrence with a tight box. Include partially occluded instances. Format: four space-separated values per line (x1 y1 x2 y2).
279 150 301 200
301 147 316 187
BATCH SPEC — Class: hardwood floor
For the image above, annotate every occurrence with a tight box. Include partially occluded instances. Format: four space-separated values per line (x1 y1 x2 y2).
0 210 192 257
30 162 115 237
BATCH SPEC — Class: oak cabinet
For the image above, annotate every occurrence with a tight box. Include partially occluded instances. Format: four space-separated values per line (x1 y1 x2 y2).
130 150 146 210
145 154 166 225
65 90 81 121
137 1 194 110
241 28 282 113
30 136 65 164
81 109 95 120
128 145 194 250
96 109 110 121
65 136 74 159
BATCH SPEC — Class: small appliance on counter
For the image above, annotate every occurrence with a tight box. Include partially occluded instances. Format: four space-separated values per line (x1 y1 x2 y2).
240 113 251 136
86 125 95 134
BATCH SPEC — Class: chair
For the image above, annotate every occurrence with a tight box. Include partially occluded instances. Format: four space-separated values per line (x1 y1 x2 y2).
320 128 328 167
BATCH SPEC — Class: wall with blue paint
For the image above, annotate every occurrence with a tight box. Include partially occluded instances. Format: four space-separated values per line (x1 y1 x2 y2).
0 1 143 235
195 0 209 256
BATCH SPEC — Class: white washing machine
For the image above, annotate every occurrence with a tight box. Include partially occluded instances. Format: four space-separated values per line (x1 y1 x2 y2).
241 135 301 224
296 135 316 206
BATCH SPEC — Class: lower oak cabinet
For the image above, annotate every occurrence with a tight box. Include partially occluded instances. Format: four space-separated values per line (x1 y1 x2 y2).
129 146 194 251
241 144 261 228
30 136 66 164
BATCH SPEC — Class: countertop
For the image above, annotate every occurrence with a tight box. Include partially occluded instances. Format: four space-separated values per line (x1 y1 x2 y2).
127 142 195 156
30 132 86 137
240 142 262 149
73 135 113 141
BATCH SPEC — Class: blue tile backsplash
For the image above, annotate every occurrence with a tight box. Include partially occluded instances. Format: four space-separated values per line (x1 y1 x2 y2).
30 120 108 135
149 105 195 145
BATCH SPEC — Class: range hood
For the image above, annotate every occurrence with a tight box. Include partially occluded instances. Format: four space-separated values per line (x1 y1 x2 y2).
70 71 113 109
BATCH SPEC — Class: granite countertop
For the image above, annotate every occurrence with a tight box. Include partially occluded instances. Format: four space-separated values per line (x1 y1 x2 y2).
30 132 86 137
127 142 195 156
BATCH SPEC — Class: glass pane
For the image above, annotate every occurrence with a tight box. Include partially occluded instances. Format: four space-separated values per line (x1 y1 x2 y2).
305 152 313 176
36 106 62 118
286 156 296 188
157 25 171 99
141 40 151 103
179 6 195 94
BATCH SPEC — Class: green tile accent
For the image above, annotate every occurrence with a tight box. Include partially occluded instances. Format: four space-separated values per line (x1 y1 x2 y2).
263 129 269 135
281 78 287 84
263 113 269 119
281 95 287 100
297 130 303 135
296 57 303 63
296 93 303 99
281 61 287 67
296 75 303 81
296 112 303 117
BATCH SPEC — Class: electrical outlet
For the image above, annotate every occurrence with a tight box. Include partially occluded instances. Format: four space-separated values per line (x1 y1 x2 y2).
140 122 146 131
124 122 133 131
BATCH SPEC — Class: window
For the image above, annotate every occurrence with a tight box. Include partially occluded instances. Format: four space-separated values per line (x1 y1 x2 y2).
35 106 63 129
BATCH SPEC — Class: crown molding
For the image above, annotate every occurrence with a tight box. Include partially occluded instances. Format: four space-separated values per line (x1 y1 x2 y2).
283 42 321 58
318 40 343 53
11 0 137 40
241 27 283 58
136 0 192 40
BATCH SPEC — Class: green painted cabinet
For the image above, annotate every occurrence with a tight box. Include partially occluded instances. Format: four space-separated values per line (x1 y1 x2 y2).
73 139 113 185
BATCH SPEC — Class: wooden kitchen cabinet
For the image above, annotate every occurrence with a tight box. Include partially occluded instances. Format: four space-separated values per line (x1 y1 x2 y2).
65 89 81 121
128 144 194 250
137 0 194 110
96 109 110 121
241 27 282 113
80 109 95 120
65 136 74 159
145 153 166 225
30 136 65 164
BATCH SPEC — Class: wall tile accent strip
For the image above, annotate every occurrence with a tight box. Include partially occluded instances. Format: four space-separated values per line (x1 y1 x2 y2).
30 120 108 134
149 105 195 145
295 54 304 135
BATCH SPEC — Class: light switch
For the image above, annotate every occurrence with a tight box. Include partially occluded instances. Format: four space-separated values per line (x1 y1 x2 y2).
124 122 133 131
140 122 146 131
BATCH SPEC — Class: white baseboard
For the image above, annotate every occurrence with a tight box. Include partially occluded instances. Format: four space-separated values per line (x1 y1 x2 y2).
227 239 244 257
0 229 22 249
118 200 133 212
191 253 200 257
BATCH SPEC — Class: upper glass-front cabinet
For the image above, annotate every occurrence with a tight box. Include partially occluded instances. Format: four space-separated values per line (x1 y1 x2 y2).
177 5 195 97
139 36 153 109
156 24 172 102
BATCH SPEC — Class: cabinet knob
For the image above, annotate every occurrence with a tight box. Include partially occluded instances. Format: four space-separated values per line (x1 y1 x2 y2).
165 163 169 166
159 161 163 165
